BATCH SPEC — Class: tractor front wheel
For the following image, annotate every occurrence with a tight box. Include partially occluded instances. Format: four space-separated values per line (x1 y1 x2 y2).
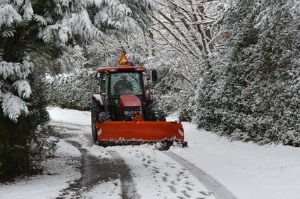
152 110 166 121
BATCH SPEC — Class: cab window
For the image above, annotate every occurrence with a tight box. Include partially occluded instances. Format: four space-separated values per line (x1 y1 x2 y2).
110 72 143 96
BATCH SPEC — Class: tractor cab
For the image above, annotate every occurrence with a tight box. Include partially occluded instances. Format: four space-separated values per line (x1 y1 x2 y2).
96 66 150 121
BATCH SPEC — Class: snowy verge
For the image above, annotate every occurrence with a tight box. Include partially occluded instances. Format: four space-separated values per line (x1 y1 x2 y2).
0 139 81 199
170 122 300 199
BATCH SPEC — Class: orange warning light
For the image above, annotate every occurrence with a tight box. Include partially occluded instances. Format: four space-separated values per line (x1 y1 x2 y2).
117 54 130 66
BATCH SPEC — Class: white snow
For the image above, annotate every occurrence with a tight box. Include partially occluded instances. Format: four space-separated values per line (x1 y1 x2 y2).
170 122 300 199
47 106 90 125
1 107 300 199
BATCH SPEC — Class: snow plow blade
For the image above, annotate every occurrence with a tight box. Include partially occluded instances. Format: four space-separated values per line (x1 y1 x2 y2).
95 120 186 148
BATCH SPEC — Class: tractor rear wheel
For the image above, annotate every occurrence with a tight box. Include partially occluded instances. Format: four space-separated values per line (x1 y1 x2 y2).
91 101 99 143
93 112 111 144
91 100 105 143
92 121 97 143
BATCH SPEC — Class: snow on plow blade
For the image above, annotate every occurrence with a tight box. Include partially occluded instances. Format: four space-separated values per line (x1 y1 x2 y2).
95 120 186 147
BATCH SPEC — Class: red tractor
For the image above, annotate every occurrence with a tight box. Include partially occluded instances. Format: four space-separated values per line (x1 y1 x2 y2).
91 54 187 149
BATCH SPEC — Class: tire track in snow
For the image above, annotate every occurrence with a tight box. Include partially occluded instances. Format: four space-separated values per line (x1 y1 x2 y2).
108 150 141 199
162 151 238 199
51 121 139 198
56 141 118 199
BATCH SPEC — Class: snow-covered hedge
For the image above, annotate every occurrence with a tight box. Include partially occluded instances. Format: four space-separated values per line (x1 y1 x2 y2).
194 0 300 146
44 69 97 111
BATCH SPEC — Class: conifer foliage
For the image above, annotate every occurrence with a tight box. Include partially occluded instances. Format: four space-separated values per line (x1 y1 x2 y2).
0 0 154 179
0 0 154 121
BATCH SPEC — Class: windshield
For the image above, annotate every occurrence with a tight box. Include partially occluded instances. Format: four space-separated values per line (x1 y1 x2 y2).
110 72 143 96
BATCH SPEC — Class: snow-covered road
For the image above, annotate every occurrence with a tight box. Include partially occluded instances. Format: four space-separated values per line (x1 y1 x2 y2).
1 107 300 199
49 121 220 199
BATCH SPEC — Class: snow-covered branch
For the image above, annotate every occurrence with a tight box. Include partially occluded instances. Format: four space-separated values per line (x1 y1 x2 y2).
0 92 29 122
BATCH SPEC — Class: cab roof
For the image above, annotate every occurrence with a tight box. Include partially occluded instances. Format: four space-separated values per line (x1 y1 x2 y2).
97 66 146 74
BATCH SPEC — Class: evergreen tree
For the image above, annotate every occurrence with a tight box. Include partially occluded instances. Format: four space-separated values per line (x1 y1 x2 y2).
0 0 154 121
0 0 155 179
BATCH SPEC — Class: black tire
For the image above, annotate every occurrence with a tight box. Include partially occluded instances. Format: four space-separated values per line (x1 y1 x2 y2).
92 121 97 143
91 101 98 143
157 141 173 151
98 112 111 123
91 100 104 143
93 112 111 145
153 110 166 121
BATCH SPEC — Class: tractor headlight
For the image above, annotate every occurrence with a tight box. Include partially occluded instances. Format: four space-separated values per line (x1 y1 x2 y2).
124 110 134 115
